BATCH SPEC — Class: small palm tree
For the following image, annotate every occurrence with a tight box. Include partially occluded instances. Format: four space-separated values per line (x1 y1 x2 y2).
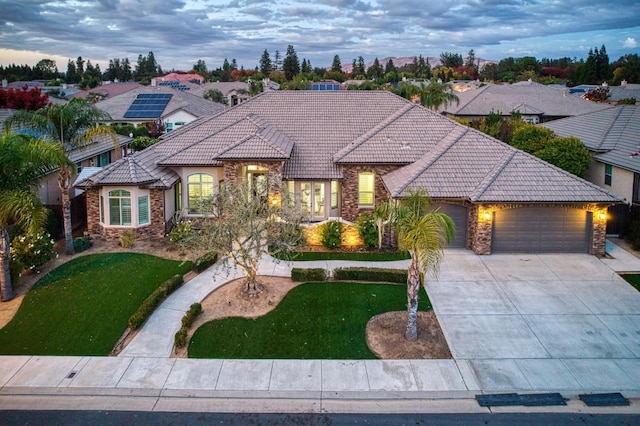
373 199 393 250
392 189 454 341
0 133 71 301
6 99 116 255
418 78 459 111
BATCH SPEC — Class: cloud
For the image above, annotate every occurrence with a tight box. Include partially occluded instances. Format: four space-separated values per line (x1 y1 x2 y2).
0 0 638 71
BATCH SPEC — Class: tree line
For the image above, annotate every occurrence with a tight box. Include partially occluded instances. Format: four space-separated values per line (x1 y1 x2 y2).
1 45 639 88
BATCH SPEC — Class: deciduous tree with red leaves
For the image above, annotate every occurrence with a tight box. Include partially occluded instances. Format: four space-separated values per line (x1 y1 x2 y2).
0 85 51 110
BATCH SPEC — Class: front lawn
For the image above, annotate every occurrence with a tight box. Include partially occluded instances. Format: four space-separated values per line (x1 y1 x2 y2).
621 274 640 292
0 253 193 356
188 282 429 359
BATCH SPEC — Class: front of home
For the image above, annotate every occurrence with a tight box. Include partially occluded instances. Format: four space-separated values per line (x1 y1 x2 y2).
76 91 621 255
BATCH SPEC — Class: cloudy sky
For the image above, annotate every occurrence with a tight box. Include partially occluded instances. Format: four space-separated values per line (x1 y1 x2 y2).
0 0 639 72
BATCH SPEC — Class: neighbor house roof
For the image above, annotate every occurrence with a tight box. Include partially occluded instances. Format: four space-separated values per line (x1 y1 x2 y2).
94 85 225 122
68 82 142 100
77 91 620 204
67 133 132 163
186 81 249 98
541 105 640 174
443 81 612 118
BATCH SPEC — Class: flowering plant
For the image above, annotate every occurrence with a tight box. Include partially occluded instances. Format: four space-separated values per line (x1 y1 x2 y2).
10 231 55 274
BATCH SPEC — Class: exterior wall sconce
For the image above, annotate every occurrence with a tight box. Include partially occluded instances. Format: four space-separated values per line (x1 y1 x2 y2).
483 211 492 220
598 211 607 221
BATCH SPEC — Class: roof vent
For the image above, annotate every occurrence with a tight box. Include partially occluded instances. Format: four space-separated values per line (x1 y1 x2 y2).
400 141 411 150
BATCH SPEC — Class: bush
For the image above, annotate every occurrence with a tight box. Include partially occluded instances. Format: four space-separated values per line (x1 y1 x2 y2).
73 236 93 253
174 303 202 348
169 219 193 248
194 251 218 273
291 268 327 282
357 212 378 248
113 124 149 138
10 231 55 273
626 220 640 251
128 274 184 329
120 230 135 248
320 220 343 249
333 267 407 283
174 328 187 348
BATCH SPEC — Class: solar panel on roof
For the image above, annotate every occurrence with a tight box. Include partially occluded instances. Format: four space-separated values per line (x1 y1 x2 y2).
123 93 173 118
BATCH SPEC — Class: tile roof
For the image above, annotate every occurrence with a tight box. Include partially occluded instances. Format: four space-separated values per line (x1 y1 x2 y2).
443 82 613 118
79 91 620 204
67 133 131 163
94 85 224 122
68 82 142 100
542 105 640 174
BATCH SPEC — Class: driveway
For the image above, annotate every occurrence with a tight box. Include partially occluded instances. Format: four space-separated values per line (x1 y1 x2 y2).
426 248 640 390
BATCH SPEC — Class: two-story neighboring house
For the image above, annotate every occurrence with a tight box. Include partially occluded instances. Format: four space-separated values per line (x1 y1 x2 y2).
76 91 621 255
541 105 640 233
442 81 613 124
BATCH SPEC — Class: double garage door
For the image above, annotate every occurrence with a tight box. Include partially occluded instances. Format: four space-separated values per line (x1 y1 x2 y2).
492 207 591 253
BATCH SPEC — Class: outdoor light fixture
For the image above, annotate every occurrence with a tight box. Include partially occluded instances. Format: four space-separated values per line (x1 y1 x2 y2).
599 212 607 221
483 211 492 220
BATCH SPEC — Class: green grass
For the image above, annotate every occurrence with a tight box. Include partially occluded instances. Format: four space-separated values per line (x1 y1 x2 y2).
621 274 640 292
273 250 411 261
188 281 429 359
0 253 193 356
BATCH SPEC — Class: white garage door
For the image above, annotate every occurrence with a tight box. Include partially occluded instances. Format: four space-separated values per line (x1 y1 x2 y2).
493 207 590 253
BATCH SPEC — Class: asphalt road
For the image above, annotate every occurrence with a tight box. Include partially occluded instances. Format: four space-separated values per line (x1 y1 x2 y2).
2 411 640 426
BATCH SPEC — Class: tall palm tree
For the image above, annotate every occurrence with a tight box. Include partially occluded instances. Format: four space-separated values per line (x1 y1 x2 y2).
418 78 459 111
5 99 116 255
393 189 455 341
0 133 71 301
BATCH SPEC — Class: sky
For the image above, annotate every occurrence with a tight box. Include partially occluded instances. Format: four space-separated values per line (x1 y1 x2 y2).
0 0 639 73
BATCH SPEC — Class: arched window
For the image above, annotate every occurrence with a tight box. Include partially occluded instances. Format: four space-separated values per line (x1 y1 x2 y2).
187 173 215 213
109 190 132 226
358 172 374 207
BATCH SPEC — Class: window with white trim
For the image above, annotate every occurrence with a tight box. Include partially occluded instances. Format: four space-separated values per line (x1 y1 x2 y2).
358 172 374 207
108 190 132 226
187 173 215 213
138 195 149 225
331 181 338 209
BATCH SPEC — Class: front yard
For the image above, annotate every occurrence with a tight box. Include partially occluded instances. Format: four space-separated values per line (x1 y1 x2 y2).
0 253 192 355
188 281 430 359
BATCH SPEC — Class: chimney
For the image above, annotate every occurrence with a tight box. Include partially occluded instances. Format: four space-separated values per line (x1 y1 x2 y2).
1 79 7 89
151 78 157 87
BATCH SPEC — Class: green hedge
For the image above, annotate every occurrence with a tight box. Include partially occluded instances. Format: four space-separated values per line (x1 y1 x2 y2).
291 268 327 282
174 303 202 348
194 251 218 272
73 236 93 253
333 267 407 283
128 274 184 330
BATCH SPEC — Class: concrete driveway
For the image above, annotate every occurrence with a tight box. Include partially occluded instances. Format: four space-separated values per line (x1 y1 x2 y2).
425 248 640 391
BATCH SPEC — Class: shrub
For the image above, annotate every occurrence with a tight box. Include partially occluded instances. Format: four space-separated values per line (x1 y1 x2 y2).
194 251 218 273
10 231 55 273
174 328 188 348
174 303 202 348
320 220 343 249
626 220 640 251
333 267 407 283
357 212 378 249
128 274 184 329
291 267 327 282
120 230 135 248
169 219 193 247
73 236 93 253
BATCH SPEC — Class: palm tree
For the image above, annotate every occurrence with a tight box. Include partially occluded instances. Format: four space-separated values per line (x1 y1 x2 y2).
5 99 116 255
392 189 455 341
418 78 459 111
0 133 71 301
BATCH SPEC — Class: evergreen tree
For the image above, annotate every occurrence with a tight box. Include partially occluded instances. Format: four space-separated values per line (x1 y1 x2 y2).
301 58 311 74
65 60 78 84
367 58 383 79
353 56 366 77
440 52 463 68
282 45 300 81
331 55 342 73
273 50 281 71
259 49 271 75
221 58 232 82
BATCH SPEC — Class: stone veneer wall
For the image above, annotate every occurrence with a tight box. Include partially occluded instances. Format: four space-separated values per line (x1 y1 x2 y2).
340 165 401 222
86 187 166 240
468 203 610 256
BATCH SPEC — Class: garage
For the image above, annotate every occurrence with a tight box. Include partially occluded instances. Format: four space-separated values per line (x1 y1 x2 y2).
432 203 467 248
492 207 591 253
